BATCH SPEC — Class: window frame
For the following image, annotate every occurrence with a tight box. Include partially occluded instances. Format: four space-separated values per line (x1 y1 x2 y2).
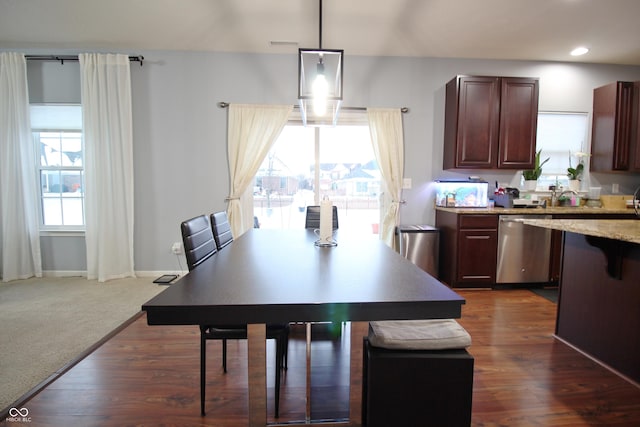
32 104 85 232
534 111 590 190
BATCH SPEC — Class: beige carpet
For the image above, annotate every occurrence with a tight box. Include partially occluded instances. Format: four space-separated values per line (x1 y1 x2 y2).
0 276 166 411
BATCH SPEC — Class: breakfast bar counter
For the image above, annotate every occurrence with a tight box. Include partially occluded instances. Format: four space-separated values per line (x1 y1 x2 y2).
520 218 640 244
522 218 640 385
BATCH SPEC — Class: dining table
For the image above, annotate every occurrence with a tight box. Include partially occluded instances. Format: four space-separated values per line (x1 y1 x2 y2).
142 228 465 426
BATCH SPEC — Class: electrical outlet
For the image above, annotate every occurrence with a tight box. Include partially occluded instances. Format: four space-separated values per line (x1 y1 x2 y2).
171 242 183 255
402 178 412 189
612 183 619 193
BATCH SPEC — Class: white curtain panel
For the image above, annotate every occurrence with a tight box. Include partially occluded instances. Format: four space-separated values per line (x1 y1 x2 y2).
227 104 292 237
0 52 43 282
80 53 135 282
367 108 404 249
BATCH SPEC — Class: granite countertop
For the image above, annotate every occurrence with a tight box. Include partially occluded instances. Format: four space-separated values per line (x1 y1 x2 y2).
435 206 634 215
521 218 640 244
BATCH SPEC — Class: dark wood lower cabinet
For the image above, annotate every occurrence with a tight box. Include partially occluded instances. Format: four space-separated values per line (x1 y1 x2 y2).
436 211 497 288
457 228 497 285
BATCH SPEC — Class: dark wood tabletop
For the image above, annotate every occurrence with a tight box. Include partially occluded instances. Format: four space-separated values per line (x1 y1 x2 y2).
142 229 465 326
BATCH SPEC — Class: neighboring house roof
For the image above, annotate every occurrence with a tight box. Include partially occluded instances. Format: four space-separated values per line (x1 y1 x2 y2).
362 159 379 170
342 168 374 180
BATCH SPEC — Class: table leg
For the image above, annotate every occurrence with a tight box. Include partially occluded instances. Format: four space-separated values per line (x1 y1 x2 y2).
247 321 366 427
306 322 312 422
247 323 266 427
349 321 368 425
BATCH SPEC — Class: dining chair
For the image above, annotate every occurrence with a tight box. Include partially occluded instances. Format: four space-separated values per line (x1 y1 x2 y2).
181 214 218 270
180 214 288 417
304 205 339 230
210 211 290 370
210 211 233 250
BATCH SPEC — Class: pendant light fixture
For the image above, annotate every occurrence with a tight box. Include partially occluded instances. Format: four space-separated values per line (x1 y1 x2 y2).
298 0 343 126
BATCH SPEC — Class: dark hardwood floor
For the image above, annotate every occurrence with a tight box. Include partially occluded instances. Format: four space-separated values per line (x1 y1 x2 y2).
6 289 640 426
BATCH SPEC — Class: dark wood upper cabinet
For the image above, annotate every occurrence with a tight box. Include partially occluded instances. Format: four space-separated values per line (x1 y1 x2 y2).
591 81 640 173
443 75 539 170
498 78 540 168
444 76 500 169
633 82 640 172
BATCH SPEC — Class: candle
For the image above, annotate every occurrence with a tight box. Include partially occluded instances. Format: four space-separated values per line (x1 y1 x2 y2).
319 197 333 243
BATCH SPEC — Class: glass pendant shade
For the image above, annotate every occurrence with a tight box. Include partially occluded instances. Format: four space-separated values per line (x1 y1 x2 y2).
298 48 343 126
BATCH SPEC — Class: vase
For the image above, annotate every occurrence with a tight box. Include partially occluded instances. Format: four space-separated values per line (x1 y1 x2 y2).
523 180 537 191
568 180 580 192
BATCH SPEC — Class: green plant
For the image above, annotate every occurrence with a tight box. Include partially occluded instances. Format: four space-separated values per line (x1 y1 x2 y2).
522 150 550 181
567 162 584 180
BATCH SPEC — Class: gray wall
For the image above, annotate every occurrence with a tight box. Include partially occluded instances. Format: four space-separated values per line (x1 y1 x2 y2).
14 50 640 273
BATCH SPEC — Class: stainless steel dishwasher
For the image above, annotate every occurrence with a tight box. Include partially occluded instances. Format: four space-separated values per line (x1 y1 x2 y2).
496 215 552 283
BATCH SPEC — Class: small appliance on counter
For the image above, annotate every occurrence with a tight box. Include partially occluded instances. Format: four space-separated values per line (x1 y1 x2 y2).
512 198 541 208
491 187 517 208
491 185 541 208
434 179 488 208
492 193 514 208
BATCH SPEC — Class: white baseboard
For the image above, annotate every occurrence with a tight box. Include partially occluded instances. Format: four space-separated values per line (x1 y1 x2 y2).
42 270 86 278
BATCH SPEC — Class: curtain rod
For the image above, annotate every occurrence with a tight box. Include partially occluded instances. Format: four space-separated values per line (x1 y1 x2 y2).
25 55 144 66
217 102 408 113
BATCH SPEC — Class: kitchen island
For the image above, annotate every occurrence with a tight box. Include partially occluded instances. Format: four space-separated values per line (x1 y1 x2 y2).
520 218 640 243
522 218 640 385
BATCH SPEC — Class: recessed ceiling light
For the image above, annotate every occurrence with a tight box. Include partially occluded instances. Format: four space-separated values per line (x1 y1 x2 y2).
570 47 589 56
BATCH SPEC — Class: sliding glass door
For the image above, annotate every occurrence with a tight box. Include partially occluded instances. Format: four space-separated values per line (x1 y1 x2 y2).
253 123 380 234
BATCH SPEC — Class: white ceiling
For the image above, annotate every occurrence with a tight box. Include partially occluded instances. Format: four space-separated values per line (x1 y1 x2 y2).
1 0 640 66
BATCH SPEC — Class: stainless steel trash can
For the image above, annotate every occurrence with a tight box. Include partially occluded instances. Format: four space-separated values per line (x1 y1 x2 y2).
397 225 439 277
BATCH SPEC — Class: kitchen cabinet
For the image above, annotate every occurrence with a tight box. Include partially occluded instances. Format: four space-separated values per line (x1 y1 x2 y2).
633 82 640 171
591 81 640 173
436 209 636 289
436 211 497 288
443 75 539 170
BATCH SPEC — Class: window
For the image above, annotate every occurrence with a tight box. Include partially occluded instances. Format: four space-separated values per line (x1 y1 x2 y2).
31 105 84 229
254 113 380 234
534 111 589 190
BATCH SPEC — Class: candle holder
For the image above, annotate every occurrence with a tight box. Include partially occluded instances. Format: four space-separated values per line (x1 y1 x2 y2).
314 239 338 248
313 229 338 247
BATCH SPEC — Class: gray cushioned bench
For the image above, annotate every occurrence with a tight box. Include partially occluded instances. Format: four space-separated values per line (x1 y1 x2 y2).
362 319 474 427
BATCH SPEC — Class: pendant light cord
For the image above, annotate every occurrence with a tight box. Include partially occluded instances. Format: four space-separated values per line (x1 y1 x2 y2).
318 0 323 49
